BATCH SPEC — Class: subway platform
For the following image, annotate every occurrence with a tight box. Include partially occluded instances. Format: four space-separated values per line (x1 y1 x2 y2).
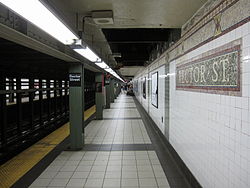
2 94 192 188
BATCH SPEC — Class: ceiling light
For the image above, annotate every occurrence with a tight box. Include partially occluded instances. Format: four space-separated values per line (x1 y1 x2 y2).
74 47 101 62
105 68 113 73
95 61 109 69
0 0 79 45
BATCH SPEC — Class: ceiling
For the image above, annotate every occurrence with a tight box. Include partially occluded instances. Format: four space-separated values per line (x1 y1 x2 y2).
119 66 145 77
0 38 70 79
102 28 180 67
49 0 207 78
51 0 207 28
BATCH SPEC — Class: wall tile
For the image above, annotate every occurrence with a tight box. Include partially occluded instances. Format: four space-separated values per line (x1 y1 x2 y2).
169 22 250 188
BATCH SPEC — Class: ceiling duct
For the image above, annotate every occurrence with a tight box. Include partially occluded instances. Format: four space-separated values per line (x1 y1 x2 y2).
92 10 114 25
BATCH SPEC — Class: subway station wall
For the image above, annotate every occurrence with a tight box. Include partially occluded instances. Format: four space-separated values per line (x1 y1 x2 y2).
134 65 165 134
133 0 250 187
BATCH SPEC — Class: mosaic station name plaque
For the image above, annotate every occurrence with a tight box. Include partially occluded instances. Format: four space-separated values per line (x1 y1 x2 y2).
176 44 241 95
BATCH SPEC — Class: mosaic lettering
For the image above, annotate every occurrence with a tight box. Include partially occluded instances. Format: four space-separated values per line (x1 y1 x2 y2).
176 46 240 93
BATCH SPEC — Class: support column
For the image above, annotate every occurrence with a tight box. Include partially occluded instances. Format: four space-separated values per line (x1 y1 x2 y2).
118 83 121 96
105 77 111 109
95 73 103 119
114 82 117 99
69 64 84 150
110 79 114 103
114 82 117 100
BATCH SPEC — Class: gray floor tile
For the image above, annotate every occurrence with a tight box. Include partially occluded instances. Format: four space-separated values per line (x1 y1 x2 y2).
49 178 69 186
122 171 138 179
105 171 122 179
136 160 151 165
93 160 108 166
122 166 137 172
103 178 121 187
121 178 139 187
91 165 106 172
45 166 62 172
137 165 153 172
122 160 136 166
123 155 136 160
109 155 122 160
139 178 157 187
79 160 94 166
60 165 77 172
66 178 86 187
64 160 80 166
85 178 103 187
108 160 122 166
71 171 90 179
54 171 73 179
75 165 92 172
138 171 155 178
30 178 52 187
107 165 122 172
88 171 105 179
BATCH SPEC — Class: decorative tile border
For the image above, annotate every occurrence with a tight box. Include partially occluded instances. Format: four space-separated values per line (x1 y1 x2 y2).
181 0 239 38
176 39 242 96
148 0 248 68
169 0 240 54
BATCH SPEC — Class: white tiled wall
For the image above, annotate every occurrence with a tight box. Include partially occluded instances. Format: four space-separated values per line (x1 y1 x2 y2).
169 22 250 188
148 67 165 134
134 66 165 134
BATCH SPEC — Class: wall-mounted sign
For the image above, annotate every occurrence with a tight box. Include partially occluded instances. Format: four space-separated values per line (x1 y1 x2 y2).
151 72 158 108
69 73 81 87
176 43 241 96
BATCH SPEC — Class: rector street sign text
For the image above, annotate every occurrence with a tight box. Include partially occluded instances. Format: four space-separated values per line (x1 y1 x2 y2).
176 45 241 95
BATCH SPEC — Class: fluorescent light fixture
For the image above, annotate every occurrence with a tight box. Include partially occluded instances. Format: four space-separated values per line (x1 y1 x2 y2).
95 61 109 69
0 0 78 44
74 47 101 62
105 68 113 73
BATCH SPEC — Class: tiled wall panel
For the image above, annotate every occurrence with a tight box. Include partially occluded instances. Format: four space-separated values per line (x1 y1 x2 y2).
133 1 250 187
148 66 165 134
169 22 250 188
134 66 165 134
